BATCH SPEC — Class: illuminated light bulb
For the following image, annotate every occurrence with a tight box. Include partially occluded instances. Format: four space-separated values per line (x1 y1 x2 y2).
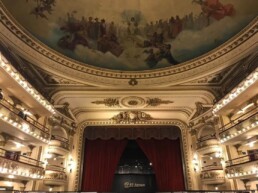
21 123 29 131
5 66 11 72
249 142 254 148
7 175 14 179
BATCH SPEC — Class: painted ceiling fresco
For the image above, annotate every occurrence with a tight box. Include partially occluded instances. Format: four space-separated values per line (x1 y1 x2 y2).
1 0 258 71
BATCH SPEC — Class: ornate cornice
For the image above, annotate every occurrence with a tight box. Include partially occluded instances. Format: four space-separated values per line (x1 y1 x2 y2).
0 3 257 87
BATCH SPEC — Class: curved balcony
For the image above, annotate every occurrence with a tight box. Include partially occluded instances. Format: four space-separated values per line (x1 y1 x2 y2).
225 153 258 179
44 165 67 186
0 148 44 180
196 135 220 155
200 165 225 185
0 98 50 144
48 135 70 156
219 107 258 145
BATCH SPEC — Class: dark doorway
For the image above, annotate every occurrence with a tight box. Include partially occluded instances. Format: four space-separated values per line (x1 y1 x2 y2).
112 140 156 193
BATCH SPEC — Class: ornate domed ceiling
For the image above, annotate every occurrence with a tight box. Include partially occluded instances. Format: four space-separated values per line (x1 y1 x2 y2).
1 0 258 71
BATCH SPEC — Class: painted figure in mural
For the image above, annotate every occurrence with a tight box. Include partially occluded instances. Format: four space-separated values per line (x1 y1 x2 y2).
144 44 178 68
27 0 56 19
192 0 235 24
21 0 243 70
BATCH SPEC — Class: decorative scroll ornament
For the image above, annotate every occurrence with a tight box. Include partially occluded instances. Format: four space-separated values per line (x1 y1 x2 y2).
146 98 173 107
92 98 120 107
111 111 152 123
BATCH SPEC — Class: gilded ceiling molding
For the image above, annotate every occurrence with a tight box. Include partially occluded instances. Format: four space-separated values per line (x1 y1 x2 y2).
0 3 257 87
91 96 174 108
92 98 120 107
73 119 192 191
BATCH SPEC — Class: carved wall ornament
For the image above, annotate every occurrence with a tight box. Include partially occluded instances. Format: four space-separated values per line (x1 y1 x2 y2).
146 98 174 107
191 102 212 120
111 111 152 123
120 96 145 108
92 98 120 107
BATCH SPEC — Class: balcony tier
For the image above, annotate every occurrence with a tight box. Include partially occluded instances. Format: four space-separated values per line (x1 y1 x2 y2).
48 135 69 156
200 169 225 185
0 98 50 144
226 153 258 179
196 137 220 155
0 148 44 180
44 165 67 186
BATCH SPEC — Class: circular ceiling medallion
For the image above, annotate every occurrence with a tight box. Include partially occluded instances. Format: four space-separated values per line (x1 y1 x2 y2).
120 96 146 108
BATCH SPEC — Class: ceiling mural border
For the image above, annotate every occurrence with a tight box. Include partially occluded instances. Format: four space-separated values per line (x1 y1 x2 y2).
73 119 192 191
0 4 257 86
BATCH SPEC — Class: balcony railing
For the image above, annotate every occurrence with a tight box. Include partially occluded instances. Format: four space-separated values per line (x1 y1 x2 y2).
202 164 223 171
0 148 44 167
219 107 258 134
197 134 218 149
226 153 258 167
44 165 68 183
0 98 50 141
46 164 66 172
50 135 70 150
0 148 44 179
5 191 257 193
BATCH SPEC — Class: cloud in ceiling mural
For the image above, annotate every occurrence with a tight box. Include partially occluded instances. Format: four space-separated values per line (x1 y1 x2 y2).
1 0 258 71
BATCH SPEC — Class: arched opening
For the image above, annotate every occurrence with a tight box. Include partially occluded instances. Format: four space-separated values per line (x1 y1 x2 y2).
51 126 68 139
80 125 186 192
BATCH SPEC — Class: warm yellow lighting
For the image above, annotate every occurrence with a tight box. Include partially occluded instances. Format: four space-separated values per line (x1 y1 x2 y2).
0 52 56 114
7 175 14 179
213 69 258 114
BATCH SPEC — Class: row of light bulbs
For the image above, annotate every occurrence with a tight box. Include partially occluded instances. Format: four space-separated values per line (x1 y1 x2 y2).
213 69 258 114
227 168 258 178
0 113 50 143
0 53 55 114
219 120 258 143
0 167 44 179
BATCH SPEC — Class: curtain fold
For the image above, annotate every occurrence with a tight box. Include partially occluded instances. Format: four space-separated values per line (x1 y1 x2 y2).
137 138 185 191
81 139 128 191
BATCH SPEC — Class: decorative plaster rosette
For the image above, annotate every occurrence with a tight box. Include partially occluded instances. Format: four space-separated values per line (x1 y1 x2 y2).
120 96 146 108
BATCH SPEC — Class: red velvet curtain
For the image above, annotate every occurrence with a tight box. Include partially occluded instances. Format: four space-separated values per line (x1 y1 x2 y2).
137 138 185 191
81 139 127 191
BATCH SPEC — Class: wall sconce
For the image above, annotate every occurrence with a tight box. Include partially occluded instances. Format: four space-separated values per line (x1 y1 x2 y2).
68 156 75 173
192 153 199 172
215 149 223 158
45 152 53 159
0 88 3 100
